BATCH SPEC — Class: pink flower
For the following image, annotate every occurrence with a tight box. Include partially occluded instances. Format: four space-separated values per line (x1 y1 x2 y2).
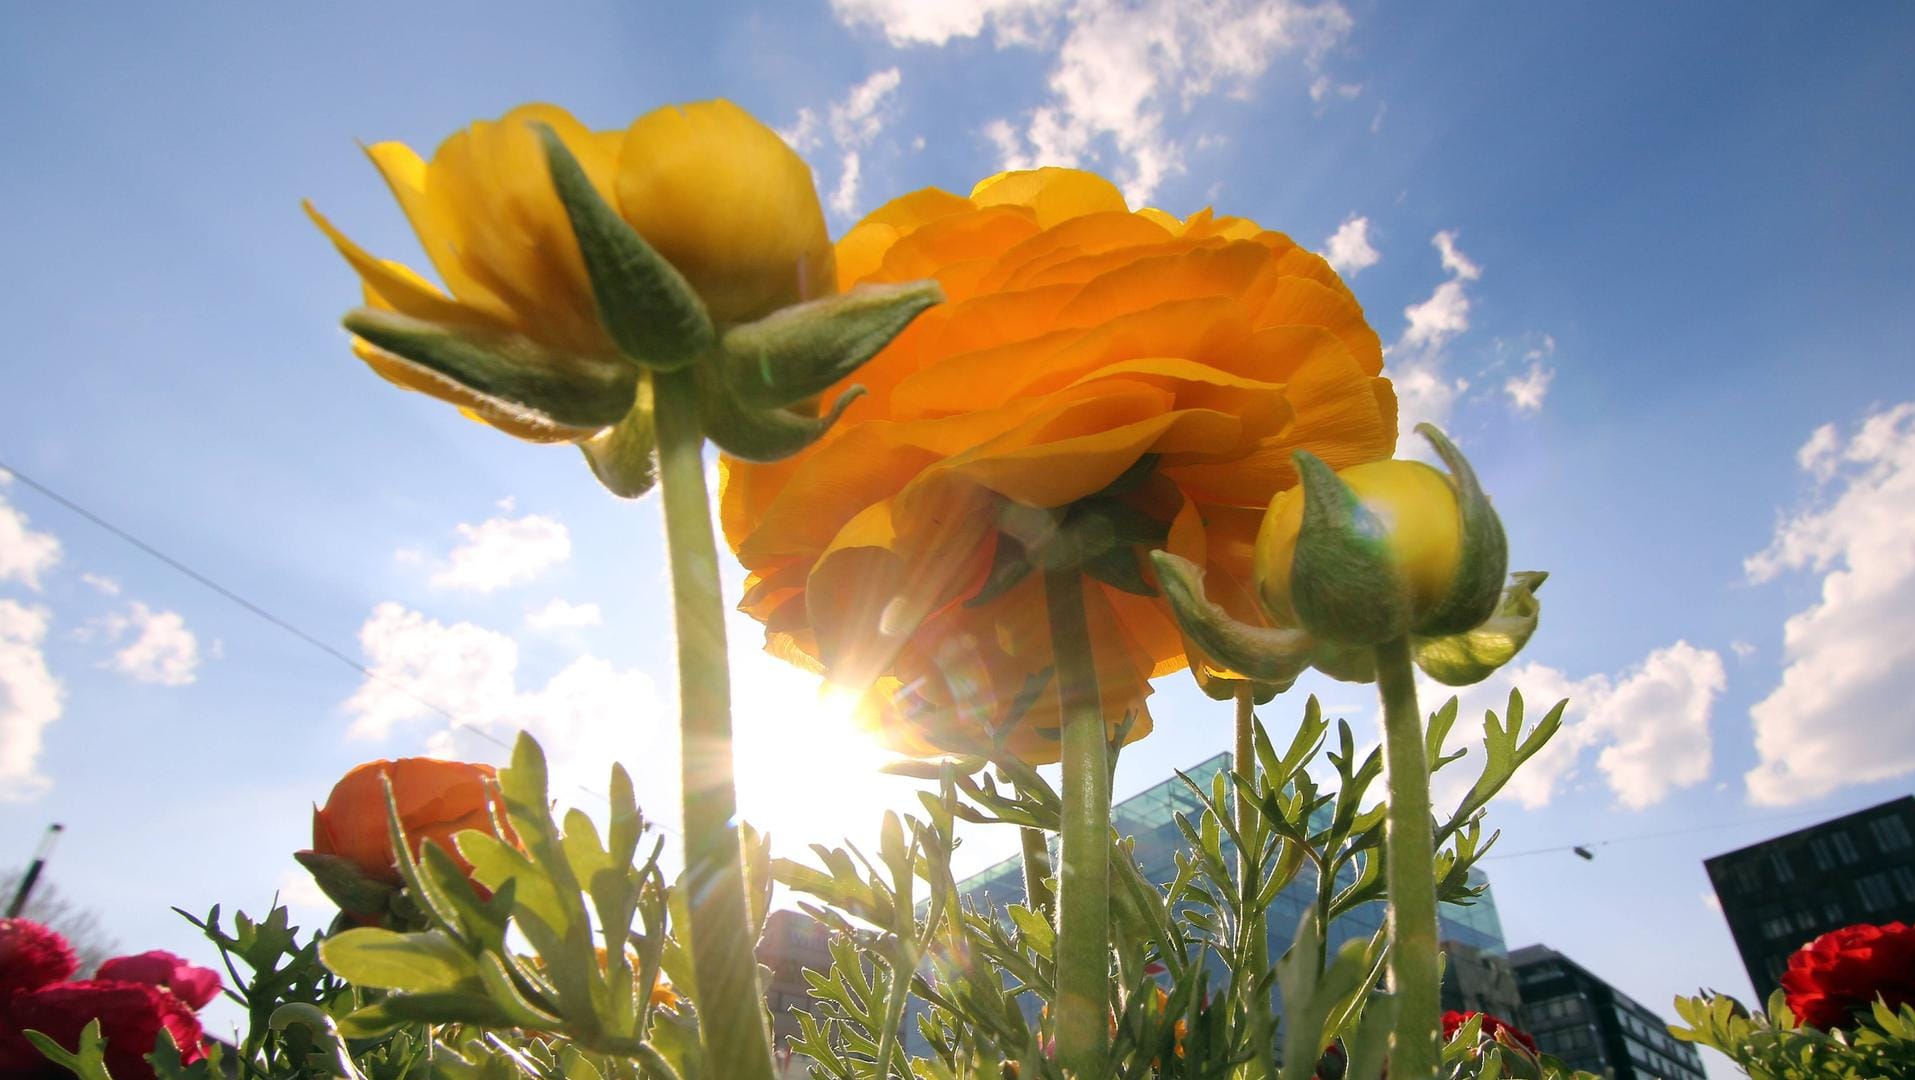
0 920 77 1000
8 979 206 1080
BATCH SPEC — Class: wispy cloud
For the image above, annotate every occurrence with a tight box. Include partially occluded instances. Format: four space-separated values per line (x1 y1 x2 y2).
1745 402 1915 804
837 0 1353 205
94 601 201 687
1389 230 1482 441
1503 361 1554 413
783 67 905 221
428 512 572 593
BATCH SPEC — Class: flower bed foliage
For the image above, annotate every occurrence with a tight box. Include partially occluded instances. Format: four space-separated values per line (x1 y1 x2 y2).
6 97 1908 1080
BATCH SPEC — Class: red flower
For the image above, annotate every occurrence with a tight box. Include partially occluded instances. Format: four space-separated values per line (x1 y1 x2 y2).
1445 1010 1540 1055
7 979 205 1080
0 920 77 999
1781 921 1915 1030
95 951 222 1011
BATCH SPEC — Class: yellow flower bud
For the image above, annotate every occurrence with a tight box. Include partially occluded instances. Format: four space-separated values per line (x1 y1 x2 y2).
617 100 835 324
1252 459 1464 631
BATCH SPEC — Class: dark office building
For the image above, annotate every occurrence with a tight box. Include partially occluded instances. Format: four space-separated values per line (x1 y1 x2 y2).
1510 945 1706 1080
1441 939 1522 1021
1705 795 1915 998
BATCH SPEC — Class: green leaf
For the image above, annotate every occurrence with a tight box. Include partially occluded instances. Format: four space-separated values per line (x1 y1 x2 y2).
1413 569 1547 686
343 307 637 434
536 124 714 371
318 927 479 993
1413 423 1510 637
23 1020 114 1080
717 280 943 409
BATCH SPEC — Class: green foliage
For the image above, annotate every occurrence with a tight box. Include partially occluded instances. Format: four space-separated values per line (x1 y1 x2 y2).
1672 988 1915 1078
774 689 1578 1079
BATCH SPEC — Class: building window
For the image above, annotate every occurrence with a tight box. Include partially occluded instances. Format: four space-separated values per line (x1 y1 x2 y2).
1812 836 1835 871
1832 831 1861 864
1871 814 1913 852
1859 872 1897 910
1769 850 1795 883
1894 866 1915 903
1735 862 1762 892
1825 900 1845 923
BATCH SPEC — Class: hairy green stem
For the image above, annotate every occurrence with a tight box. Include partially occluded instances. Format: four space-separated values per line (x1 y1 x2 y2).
1235 686 1277 1080
653 369 775 1080
1375 636 1439 1079
1045 566 1111 1077
1019 825 1057 924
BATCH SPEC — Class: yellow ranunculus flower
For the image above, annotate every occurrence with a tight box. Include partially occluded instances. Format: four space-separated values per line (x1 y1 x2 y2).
1252 459 1464 629
307 101 832 441
617 101 834 325
721 168 1398 763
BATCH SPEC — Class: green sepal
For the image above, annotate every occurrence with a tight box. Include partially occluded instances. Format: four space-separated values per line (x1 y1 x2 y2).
536 124 714 372
966 534 1034 608
1149 551 1312 686
1305 641 1379 684
580 378 658 498
1082 545 1155 597
293 849 399 919
1413 423 1510 637
1413 570 1546 686
717 280 942 409
344 308 638 435
694 363 864 463
1288 450 1414 646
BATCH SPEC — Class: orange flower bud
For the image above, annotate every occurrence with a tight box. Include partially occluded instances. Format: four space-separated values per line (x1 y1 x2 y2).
310 758 514 887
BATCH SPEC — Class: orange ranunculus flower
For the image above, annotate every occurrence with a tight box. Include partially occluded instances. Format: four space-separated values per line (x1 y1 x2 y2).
720 168 1397 762
307 101 833 442
311 758 514 887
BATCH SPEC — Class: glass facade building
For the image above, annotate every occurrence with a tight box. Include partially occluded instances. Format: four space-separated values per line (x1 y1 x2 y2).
1705 795 1915 998
951 752 1508 1004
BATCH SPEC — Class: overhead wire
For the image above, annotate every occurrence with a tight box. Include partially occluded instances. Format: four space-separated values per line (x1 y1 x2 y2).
0 457 679 835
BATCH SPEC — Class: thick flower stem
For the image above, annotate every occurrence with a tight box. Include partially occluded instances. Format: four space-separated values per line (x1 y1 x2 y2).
1019 826 1057 923
1235 686 1277 1080
653 368 775 1080
1375 635 1439 1080
1045 566 1111 1077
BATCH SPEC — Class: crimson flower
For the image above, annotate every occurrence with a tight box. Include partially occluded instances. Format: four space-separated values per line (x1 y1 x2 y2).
0 920 77 1000
1781 921 1915 1030
1444 1009 1540 1055
6 980 206 1080
95 951 222 1011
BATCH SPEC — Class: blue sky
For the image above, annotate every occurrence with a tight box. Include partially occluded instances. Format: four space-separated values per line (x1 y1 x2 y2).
2 3 1913 1074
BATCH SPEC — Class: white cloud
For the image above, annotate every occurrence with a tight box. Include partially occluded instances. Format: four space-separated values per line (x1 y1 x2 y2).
0 600 60 801
1402 279 1472 351
1744 403 1915 805
1429 642 1724 812
344 603 674 816
79 573 120 596
1503 361 1554 413
1730 640 1756 661
1308 74 1361 102
1321 214 1379 276
0 490 61 591
831 150 865 219
96 602 201 687
525 598 603 633
863 0 1352 205
429 513 571 593
1432 229 1481 281
831 0 1064 46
